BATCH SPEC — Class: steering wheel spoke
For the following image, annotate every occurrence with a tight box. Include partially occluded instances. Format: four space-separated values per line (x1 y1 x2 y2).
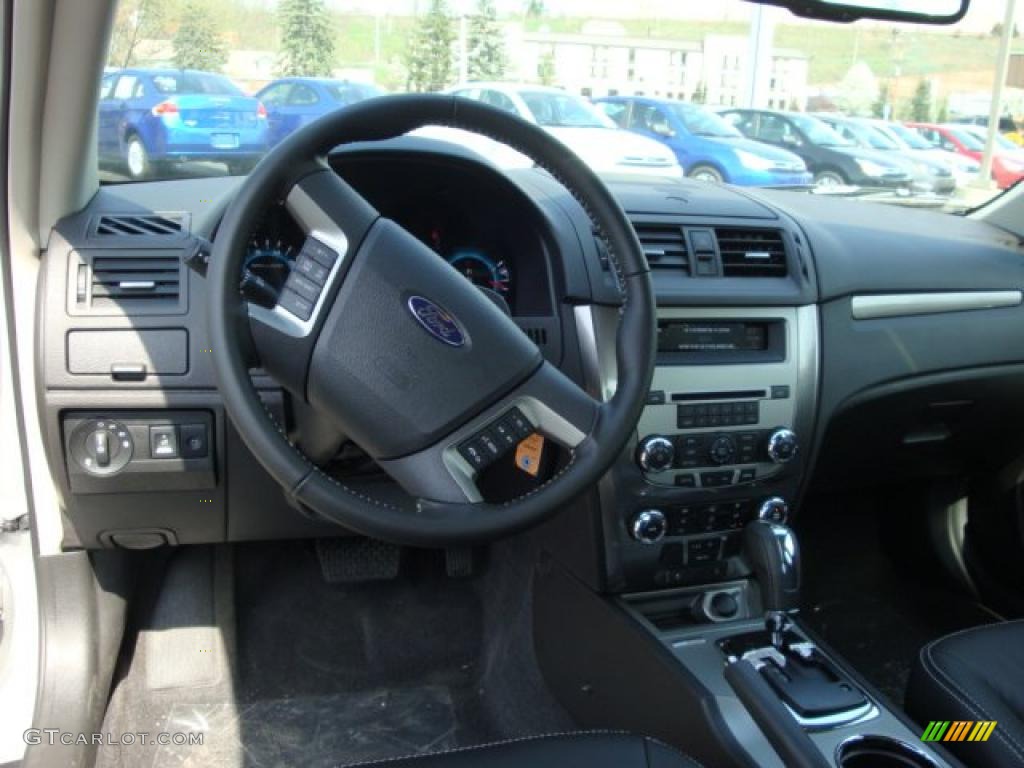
246 168 379 397
377 360 600 504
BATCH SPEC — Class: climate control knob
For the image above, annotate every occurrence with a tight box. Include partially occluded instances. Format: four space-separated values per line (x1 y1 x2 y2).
636 436 675 473
708 435 737 465
766 428 798 464
631 509 667 544
758 497 790 524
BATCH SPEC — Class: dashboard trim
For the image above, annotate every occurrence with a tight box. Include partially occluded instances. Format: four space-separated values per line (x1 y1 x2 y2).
850 291 1022 320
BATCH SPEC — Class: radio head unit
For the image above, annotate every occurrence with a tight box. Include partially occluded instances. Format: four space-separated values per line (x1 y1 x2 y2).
657 319 785 365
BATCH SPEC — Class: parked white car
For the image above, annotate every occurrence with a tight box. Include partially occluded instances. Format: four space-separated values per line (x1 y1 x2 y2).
447 83 683 180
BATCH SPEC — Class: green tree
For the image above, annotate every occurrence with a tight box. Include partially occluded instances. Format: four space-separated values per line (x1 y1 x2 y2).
405 0 456 92
910 78 933 122
277 0 337 77
537 49 555 86
172 1 227 72
936 97 949 124
692 81 707 104
872 82 890 119
108 0 174 68
524 0 545 18
467 0 506 81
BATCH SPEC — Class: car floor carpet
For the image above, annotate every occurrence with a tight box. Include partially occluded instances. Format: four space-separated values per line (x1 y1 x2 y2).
97 538 574 768
797 494 1001 708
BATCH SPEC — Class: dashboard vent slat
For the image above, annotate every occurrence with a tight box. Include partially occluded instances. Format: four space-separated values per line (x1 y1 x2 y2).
87 255 182 311
92 213 189 239
715 228 788 278
631 223 689 272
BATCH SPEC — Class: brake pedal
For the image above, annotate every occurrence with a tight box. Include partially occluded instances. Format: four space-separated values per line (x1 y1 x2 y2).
316 537 402 584
445 546 474 578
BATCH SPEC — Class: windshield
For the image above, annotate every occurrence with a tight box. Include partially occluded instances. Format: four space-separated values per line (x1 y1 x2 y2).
669 104 742 138
98 0 1015 209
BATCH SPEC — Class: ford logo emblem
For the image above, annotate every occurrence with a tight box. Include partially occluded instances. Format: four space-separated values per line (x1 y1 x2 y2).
407 296 466 347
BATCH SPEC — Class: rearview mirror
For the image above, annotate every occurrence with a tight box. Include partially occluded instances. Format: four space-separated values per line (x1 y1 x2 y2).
747 0 968 24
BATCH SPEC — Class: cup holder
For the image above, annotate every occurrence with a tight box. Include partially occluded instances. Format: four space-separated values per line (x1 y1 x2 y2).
836 735 942 768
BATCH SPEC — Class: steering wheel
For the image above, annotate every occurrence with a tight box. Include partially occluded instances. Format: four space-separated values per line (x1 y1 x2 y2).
208 94 655 546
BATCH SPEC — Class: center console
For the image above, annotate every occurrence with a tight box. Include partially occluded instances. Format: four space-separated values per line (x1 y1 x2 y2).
590 304 819 594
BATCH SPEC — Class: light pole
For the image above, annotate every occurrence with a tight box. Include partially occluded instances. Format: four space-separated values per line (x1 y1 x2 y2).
978 0 1018 189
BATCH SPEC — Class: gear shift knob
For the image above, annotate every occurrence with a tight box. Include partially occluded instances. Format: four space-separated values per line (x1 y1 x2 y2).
743 520 801 613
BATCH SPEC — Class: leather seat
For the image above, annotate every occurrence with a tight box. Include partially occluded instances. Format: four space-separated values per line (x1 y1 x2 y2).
342 732 702 768
906 620 1024 768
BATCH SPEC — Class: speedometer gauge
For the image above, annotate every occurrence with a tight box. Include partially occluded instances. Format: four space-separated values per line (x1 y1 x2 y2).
245 237 295 292
447 250 512 294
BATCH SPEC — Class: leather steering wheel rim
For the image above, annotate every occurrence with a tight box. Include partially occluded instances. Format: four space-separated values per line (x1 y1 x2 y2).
208 93 656 546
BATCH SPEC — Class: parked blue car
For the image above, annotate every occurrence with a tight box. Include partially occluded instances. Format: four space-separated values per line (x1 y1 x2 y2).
255 78 384 147
98 69 270 179
594 96 812 187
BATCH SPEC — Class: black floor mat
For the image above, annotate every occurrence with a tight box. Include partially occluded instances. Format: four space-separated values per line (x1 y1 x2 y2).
798 495 1000 707
98 539 573 768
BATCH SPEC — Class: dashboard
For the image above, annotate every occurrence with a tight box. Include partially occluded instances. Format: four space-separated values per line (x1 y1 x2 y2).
35 136 1024 595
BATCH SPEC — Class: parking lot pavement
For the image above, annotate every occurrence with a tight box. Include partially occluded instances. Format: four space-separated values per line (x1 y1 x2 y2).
99 160 236 183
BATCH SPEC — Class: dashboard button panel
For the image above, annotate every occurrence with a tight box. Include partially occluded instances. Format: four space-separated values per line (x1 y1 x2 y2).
457 407 535 474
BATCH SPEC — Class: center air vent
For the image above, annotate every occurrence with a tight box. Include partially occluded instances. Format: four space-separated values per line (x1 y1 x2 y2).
715 228 788 278
91 213 189 239
632 223 690 271
70 251 186 316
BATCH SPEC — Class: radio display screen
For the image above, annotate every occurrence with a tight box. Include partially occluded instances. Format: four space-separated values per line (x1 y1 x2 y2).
657 320 769 354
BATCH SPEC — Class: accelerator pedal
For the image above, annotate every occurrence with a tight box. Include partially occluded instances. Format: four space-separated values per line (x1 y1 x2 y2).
316 537 402 584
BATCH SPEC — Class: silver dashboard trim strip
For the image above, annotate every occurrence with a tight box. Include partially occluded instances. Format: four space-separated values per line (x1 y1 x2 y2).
851 291 1022 320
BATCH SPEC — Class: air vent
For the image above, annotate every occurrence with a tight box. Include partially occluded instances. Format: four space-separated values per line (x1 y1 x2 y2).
715 228 788 278
92 213 188 239
632 223 689 271
86 254 182 313
523 326 548 346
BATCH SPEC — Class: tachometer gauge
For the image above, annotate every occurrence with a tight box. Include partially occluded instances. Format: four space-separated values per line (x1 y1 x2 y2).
244 237 295 292
447 250 512 294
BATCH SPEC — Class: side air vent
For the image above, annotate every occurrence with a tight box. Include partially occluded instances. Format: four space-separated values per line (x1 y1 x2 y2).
91 213 189 239
715 228 788 278
523 326 548 346
632 223 689 271
70 250 186 316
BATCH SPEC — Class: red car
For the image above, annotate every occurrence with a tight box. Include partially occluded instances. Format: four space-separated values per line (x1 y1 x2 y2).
906 121 1024 189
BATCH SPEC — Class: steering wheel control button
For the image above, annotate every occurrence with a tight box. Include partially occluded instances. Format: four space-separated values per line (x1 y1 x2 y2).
303 238 338 268
180 424 209 459
766 428 799 464
631 509 667 544
458 439 488 470
293 254 330 285
457 408 538 475
149 425 179 459
283 272 322 303
636 435 675 473
277 288 315 321
71 419 134 476
505 408 534 439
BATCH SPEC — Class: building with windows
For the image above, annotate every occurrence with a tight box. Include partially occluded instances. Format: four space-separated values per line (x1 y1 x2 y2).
515 26 808 110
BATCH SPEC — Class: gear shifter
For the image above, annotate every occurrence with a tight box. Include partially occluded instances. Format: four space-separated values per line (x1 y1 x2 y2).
743 520 801 613
765 610 791 651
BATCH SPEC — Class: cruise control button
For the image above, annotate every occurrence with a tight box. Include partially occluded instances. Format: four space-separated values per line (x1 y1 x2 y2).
303 238 338 268
458 439 488 470
277 289 314 321
506 408 533 439
478 431 502 459
284 272 322 303
293 254 330 285
492 419 519 449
